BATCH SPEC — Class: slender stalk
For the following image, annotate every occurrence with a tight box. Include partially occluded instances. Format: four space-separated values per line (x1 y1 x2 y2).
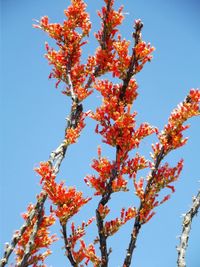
96 162 118 267
0 38 105 264
123 215 141 267
120 19 143 100
96 15 145 267
61 224 77 267
0 194 47 267
177 190 200 267
100 0 112 50
17 201 44 267
123 147 165 267
0 0 115 265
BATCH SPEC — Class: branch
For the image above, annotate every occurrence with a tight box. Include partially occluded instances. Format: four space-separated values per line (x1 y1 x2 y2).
0 75 83 267
61 224 77 267
177 190 200 267
96 163 118 267
0 194 47 267
95 17 144 267
123 147 165 267
17 201 44 267
120 19 143 100
100 0 112 50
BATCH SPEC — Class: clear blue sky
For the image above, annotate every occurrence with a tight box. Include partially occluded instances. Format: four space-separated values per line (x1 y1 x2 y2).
1 0 200 266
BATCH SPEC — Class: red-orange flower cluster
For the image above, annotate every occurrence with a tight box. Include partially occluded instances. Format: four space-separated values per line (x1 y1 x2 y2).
104 207 137 237
138 159 183 223
15 204 56 266
35 162 90 225
69 218 94 249
122 153 149 179
85 146 129 196
112 36 131 78
98 204 110 219
134 41 155 73
156 89 200 155
91 79 157 160
34 0 95 101
95 1 124 74
65 219 101 265
72 240 101 266
65 113 86 144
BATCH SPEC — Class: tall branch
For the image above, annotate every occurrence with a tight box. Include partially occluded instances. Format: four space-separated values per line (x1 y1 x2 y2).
17 200 44 267
0 194 47 267
0 69 85 267
177 190 200 267
61 224 77 267
96 157 118 267
96 16 144 267
123 91 199 267
120 19 143 100
123 147 165 267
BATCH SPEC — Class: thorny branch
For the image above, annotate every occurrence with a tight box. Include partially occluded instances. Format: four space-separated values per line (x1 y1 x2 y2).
96 17 144 267
123 147 165 267
0 59 98 267
120 19 143 100
1 1 119 263
177 190 200 267
123 91 200 266
100 0 112 50
61 224 77 267
17 200 44 267
0 194 47 267
96 152 119 267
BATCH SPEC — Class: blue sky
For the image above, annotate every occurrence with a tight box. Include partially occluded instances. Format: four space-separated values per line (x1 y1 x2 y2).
1 0 200 266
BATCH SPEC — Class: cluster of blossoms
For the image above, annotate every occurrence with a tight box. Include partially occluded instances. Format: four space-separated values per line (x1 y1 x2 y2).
138 88 200 223
66 220 101 265
134 41 155 73
35 162 90 225
65 112 89 144
95 0 124 74
71 240 100 266
157 89 200 154
104 207 137 237
84 147 128 195
91 80 157 160
86 15 155 209
35 162 101 265
83 1 158 251
15 204 56 266
34 0 95 102
10 1 200 267
138 159 184 223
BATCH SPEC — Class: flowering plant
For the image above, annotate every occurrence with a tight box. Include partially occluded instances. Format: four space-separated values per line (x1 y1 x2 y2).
1 1 199 267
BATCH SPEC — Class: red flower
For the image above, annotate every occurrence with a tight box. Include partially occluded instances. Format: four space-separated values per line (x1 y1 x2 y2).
158 89 200 153
15 203 57 266
35 162 91 225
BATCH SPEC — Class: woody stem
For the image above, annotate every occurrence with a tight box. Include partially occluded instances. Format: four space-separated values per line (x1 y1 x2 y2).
123 147 165 267
61 224 77 266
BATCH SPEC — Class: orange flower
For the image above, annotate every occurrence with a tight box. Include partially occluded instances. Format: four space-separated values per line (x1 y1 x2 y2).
35 162 91 225
33 0 94 102
158 89 200 153
15 204 56 266
65 116 86 144
138 159 184 223
104 207 137 237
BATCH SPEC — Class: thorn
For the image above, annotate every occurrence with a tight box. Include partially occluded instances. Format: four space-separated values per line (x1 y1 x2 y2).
4 243 9 249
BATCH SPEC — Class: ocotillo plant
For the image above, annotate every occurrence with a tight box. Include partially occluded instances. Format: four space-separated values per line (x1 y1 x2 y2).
1 1 200 267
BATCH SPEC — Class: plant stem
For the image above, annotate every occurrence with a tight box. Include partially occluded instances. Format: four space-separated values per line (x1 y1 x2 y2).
177 190 200 267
